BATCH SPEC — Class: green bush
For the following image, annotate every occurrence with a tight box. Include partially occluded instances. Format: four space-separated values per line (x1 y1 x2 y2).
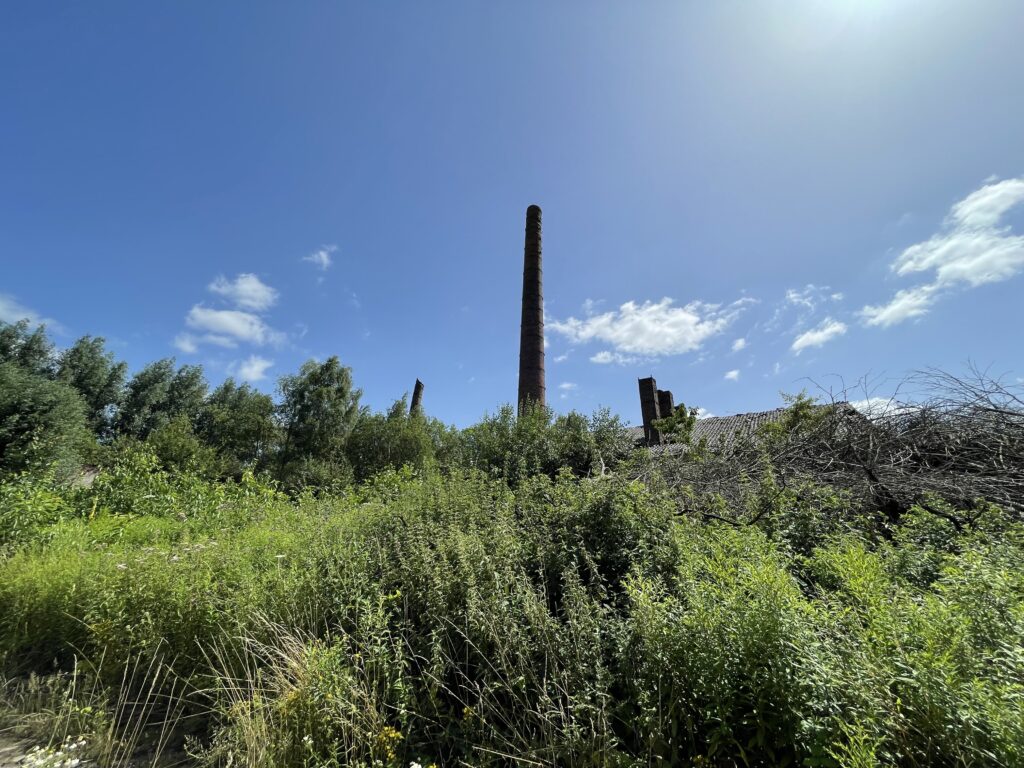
1 465 1022 766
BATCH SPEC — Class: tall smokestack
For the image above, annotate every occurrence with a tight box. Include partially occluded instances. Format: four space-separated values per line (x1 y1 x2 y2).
518 204 545 411
410 378 424 416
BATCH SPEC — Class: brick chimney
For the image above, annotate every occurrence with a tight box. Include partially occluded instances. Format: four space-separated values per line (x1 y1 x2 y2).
410 378 424 416
518 204 545 412
639 376 661 445
657 389 675 420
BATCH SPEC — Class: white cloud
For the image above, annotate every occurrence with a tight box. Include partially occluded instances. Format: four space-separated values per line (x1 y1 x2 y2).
950 177 1024 230
554 353 570 363
791 317 847 354
785 286 818 310
209 273 279 311
731 337 747 352
558 382 578 391
0 294 61 331
859 284 938 327
185 306 284 346
724 369 740 381
696 407 715 419
173 334 199 354
589 350 643 366
862 176 1024 326
0 294 42 325
784 284 839 311
766 284 841 333
236 355 273 382
850 397 908 417
551 297 752 359
303 245 337 270
174 332 239 353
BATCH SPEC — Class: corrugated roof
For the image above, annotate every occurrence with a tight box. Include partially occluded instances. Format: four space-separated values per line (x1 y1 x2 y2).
629 407 792 452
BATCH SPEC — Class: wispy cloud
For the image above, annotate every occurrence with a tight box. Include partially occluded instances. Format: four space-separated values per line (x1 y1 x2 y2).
766 284 844 334
0 294 40 324
551 296 754 362
0 294 62 332
792 317 847 354
861 176 1024 327
558 381 578 399
208 274 278 312
731 337 747 352
859 285 938 328
303 245 337 271
590 350 643 366
235 354 274 382
724 369 740 381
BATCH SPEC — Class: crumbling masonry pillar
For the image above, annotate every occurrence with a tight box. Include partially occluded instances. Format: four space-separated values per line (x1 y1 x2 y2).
410 378 424 416
639 376 661 445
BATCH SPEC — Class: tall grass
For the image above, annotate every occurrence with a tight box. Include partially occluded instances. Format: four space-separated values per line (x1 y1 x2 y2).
1 458 1022 766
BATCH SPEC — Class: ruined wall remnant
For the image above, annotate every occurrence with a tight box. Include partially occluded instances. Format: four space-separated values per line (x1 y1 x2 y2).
639 376 661 445
410 378 424 416
518 204 545 412
657 389 675 420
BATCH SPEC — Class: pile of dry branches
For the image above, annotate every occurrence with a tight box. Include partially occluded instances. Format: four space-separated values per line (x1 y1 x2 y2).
651 367 1024 530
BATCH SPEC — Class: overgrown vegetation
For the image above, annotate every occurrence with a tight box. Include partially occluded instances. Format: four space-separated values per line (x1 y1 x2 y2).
1 319 1023 766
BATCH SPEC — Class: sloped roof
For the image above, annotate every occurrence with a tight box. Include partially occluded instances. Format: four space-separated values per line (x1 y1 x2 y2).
628 407 792 452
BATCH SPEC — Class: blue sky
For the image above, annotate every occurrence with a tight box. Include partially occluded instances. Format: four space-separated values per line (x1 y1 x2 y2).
2 1 1022 427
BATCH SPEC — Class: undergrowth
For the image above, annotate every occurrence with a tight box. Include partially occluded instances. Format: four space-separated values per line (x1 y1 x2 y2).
1 452 1022 766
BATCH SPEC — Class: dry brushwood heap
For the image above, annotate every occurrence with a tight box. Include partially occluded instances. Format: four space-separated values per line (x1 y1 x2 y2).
644 369 1024 532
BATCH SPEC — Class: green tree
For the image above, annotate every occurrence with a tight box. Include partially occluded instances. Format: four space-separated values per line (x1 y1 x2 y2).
166 364 207 421
146 414 221 477
116 359 208 439
652 402 699 445
346 397 437 482
588 406 635 472
276 357 362 489
56 335 127 437
549 411 598 476
0 362 91 475
0 320 55 378
460 402 554 486
196 378 277 475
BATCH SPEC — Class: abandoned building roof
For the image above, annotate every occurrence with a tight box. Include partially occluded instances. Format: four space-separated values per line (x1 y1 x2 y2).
628 406 793 452
630 402 862 453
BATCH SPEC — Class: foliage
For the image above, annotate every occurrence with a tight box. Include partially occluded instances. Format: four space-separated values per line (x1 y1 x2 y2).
146 414 223 477
195 378 277 476
460 402 631 486
346 398 438 483
0 320 56 379
0 362 92 476
55 335 127 438
651 402 699 445
115 359 208 439
276 357 362 490
1 326 1021 764
2 462 1022 767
